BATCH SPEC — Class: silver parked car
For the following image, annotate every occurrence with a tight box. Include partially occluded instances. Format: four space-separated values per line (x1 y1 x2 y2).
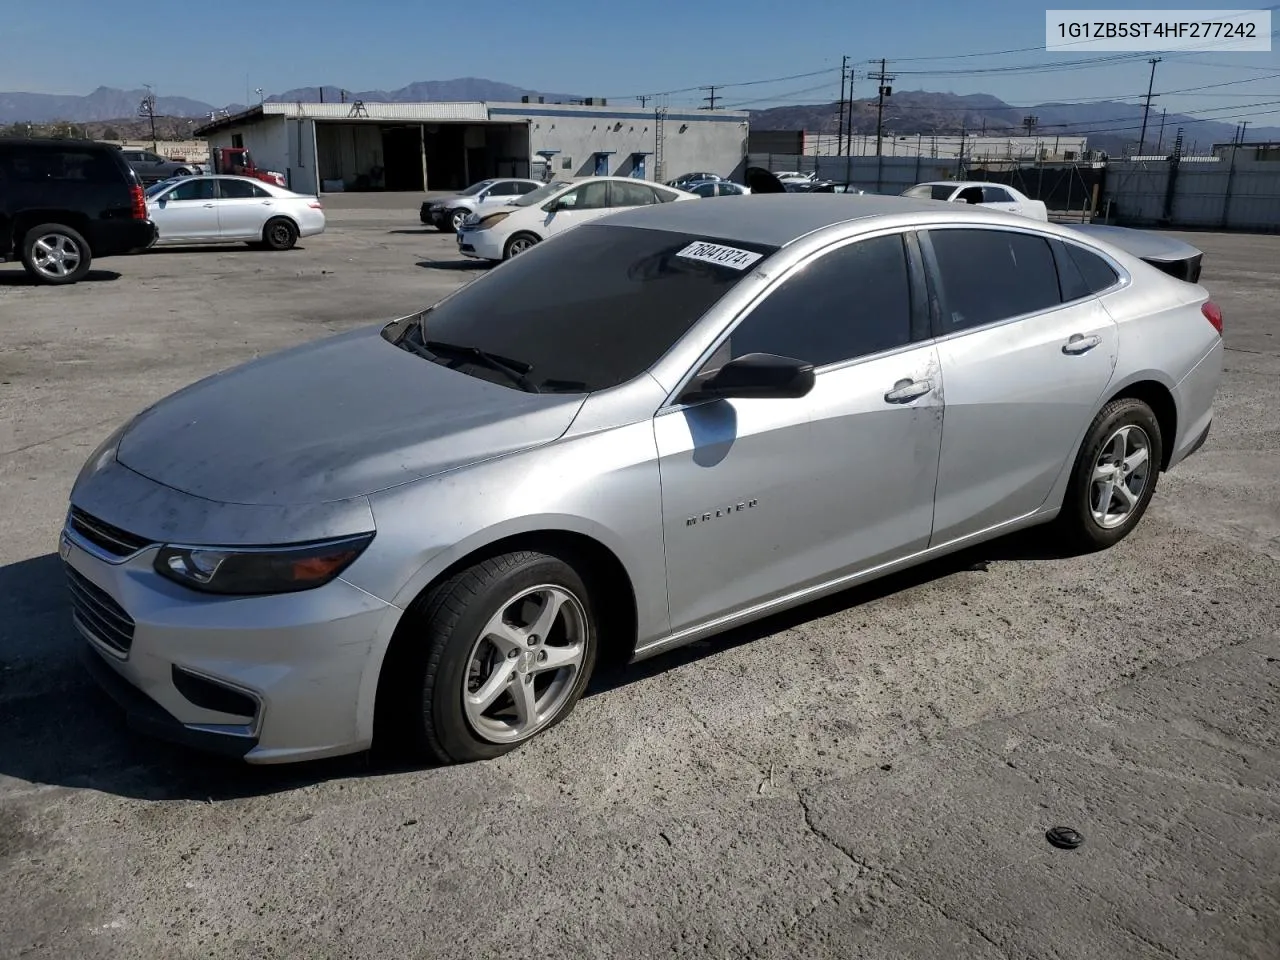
145 175 326 250
63 195 1223 765
421 178 542 233
115 146 203 183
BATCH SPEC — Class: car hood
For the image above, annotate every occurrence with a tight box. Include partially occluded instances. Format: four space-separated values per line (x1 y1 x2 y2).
115 324 586 506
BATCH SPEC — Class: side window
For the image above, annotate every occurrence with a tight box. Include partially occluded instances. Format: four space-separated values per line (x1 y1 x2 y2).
712 234 915 369
4 150 119 184
559 181 608 209
218 179 267 199
144 153 164 163
982 186 1015 203
515 181 538 194
928 229 1062 332
1067 243 1120 294
654 187 681 203
692 182 716 198
609 181 657 207
123 151 142 161
165 179 216 201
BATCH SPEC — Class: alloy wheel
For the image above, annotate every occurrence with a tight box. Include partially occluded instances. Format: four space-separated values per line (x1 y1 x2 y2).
1090 424 1152 529
461 584 587 744
30 233 82 280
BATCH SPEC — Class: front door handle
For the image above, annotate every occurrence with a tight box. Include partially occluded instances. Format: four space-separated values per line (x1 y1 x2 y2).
1062 333 1102 355
202 203 215 208
884 378 932 403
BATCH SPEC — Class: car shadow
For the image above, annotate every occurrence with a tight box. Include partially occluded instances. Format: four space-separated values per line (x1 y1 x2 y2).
0 269 121 286
144 245 307 255
0 527 1077 800
585 527 1077 696
415 259 490 271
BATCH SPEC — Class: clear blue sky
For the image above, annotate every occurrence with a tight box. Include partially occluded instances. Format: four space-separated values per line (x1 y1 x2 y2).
4 0 1277 120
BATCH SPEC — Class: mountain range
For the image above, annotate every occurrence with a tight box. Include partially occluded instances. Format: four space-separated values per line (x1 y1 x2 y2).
2 80 1275 157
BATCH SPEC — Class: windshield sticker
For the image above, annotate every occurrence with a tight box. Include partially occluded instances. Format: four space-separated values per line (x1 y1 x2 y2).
676 241 764 271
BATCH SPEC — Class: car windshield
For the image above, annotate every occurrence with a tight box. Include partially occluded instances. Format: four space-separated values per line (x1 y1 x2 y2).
145 181 173 197
512 180 572 207
383 224 780 393
459 180 495 197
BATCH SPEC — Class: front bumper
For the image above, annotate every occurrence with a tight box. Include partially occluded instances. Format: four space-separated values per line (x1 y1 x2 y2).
456 226 503 261
421 202 440 225
62 522 396 764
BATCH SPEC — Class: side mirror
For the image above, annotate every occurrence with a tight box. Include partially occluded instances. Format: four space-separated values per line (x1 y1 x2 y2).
690 353 815 401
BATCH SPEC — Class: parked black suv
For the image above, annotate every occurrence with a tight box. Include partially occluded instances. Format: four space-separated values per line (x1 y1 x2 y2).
0 138 157 284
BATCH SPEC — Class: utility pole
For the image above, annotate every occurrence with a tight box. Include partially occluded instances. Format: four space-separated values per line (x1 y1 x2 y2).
870 58 894 157
636 95 651 108
1240 120 1250 144
844 69 856 157
139 84 158 152
1137 57 1161 155
836 55 848 158
700 86 719 111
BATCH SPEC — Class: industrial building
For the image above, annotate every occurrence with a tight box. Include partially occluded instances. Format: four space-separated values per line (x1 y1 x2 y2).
193 100 749 195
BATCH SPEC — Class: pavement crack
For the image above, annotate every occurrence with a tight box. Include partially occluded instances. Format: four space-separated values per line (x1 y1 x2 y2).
795 790 1011 958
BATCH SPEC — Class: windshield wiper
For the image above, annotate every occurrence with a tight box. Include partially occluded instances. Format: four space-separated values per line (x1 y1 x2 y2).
423 339 540 393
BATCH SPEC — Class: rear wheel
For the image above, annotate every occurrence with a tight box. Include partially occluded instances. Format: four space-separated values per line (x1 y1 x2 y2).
504 232 540 259
381 550 599 764
1058 397 1163 551
262 217 298 251
20 224 92 285
172 167 191 177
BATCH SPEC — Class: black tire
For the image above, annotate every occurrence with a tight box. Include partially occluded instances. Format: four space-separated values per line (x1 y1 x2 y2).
173 168 191 177
503 232 540 259
262 217 298 251
1058 397 1163 551
447 208 470 233
384 550 599 765
20 223 93 285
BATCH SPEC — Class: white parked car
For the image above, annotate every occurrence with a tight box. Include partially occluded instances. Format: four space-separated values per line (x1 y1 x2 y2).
902 181 1049 221
456 176 695 261
145 175 326 250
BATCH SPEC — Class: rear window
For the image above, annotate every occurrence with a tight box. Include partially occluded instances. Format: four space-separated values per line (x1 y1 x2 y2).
1 147 123 185
1066 243 1120 294
903 184 955 201
385 224 780 392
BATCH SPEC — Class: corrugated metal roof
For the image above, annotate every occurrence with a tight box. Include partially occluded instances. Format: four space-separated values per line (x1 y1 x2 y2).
261 101 489 121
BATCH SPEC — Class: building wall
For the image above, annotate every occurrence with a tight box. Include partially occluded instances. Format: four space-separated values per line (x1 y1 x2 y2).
491 104 748 182
205 116 290 183
1103 157 1280 231
803 133 1090 162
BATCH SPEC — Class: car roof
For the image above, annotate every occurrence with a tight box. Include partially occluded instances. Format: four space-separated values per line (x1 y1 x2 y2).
595 193 1013 246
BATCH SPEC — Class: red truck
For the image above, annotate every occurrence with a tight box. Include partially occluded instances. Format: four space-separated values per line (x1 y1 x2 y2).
211 146 286 187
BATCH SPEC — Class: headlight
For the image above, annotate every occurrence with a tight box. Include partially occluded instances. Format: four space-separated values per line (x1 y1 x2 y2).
154 533 374 595
429 203 442 212
473 211 510 230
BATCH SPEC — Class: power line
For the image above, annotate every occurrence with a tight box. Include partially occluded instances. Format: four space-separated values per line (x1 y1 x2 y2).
700 86 719 111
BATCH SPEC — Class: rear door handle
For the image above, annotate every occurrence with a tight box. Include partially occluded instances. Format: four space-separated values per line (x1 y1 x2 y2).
202 203 215 208
884 378 932 403
1062 334 1102 355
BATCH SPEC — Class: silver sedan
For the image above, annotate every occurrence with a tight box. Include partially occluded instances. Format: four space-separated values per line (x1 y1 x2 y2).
145 175 326 250
63 195 1223 765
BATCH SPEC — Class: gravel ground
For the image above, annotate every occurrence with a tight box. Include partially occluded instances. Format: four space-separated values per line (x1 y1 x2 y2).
0 208 1276 959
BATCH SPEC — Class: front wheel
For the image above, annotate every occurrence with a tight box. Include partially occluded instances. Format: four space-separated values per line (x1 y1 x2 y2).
1058 397 1164 551
20 224 93 285
504 232 540 259
262 217 298 251
448 208 470 233
387 550 599 764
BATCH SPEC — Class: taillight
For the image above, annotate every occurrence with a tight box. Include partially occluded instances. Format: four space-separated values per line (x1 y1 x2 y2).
129 184 147 220
1201 300 1223 335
